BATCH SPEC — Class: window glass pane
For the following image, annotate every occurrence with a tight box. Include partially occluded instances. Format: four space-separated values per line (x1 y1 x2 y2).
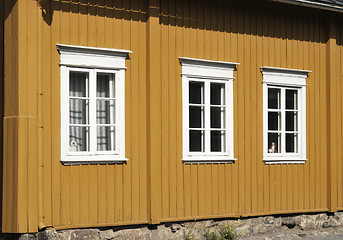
268 112 280 131
190 130 203 152
211 107 225 129
69 126 89 152
97 100 115 124
286 89 298 110
211 130 225 152
69 99 89 124
268 88 280 109
286 133 298 153
189 82 203 104
211 83 225 105
70 72 88 97
268 133 280 153
97 73 115 98
97 126 115 151
189 106 203 128
286 111 298 131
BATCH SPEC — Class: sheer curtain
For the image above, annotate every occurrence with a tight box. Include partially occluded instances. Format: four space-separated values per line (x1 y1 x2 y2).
96 73 115 151
69 72 89 152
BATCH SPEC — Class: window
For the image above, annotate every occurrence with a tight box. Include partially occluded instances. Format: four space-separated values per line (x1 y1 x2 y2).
261 67 310 164
180 57 239 163
57 44 131 164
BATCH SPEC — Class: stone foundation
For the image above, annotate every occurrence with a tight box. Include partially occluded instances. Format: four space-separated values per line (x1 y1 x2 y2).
1 212 343 240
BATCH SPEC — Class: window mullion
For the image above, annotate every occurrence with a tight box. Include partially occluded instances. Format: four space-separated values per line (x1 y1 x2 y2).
90 70 97 154
205 80 211 154
281 88 286 154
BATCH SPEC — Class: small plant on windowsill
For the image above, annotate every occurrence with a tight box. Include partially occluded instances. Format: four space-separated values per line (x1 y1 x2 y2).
218 222 238 240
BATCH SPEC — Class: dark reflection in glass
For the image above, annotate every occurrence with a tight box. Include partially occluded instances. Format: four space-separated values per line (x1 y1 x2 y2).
286 90 298 110
268 133 280 153
286 112 297 131
211 131 222 152
268 112 280 130
189 106 202 128
190 130 202 152
70 72 88 97
286 133 297 153
268 88 280 109
211 107 222 128
211 83 224 105
189 82 203 104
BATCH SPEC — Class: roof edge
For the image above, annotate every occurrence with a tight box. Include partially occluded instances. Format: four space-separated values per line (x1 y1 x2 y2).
271 0 343 13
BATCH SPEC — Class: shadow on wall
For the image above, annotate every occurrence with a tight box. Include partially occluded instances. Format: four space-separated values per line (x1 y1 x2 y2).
36 0 149 26
30 0 343 45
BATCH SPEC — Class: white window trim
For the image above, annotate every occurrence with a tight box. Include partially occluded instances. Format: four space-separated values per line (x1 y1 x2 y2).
57 44 131 165
261 66 310 165
180 57 239 164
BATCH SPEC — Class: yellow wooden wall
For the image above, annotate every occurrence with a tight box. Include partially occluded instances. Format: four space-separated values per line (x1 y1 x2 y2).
0 0 4 229
2 0 343 233
157 0 330 222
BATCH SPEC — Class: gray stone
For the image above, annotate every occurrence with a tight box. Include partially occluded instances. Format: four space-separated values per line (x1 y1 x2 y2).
37 230 59 240
334 212 343 225
297 217 318 230
170 224 181 233
19 234 36 240
99 230 115 240
323 217 341 228
282 217 297 229
69 229 100 240
236 225 253 237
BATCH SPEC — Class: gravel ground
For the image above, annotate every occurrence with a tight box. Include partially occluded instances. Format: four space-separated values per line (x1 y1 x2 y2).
240 226 343 240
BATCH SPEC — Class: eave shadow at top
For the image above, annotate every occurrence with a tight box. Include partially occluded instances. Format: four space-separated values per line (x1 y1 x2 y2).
38 0 148 26
36 0 343 45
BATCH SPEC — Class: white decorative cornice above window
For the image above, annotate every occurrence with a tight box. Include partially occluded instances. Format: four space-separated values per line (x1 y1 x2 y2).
57 44 131 70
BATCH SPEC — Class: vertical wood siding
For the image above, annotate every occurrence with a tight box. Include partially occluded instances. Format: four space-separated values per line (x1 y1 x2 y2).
157 0 330 222
0 0 4 229
2 0 343 233
40 0 149 230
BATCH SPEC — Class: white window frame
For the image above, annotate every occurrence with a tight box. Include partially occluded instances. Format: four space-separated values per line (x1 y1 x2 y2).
57 44 131 165
261 67 310 164
180 57 239 164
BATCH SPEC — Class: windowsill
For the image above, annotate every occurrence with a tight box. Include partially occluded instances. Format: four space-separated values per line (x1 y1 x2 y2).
183 157 236 164
61 157 128 165
263 158 307 165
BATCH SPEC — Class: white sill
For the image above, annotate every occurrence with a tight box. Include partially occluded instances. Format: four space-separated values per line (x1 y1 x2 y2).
263 158 307 165
183 158 236 164
61 157 128 165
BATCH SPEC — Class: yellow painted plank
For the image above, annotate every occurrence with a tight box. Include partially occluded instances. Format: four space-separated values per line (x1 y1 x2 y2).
51 0 62 227
230 1 239 215
79 165 89 224
88 165 98 223
256 4 264 214
319 25 327 209
262 9 270 213
41 0 53 227
138 1 148 220
98 165 107 223
106 166 115 223
175 2 184 218
71 166 80 225
237 2 245 215
244 5 252 214
250 6 258 214
161 0 169 219
303 16 311 211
